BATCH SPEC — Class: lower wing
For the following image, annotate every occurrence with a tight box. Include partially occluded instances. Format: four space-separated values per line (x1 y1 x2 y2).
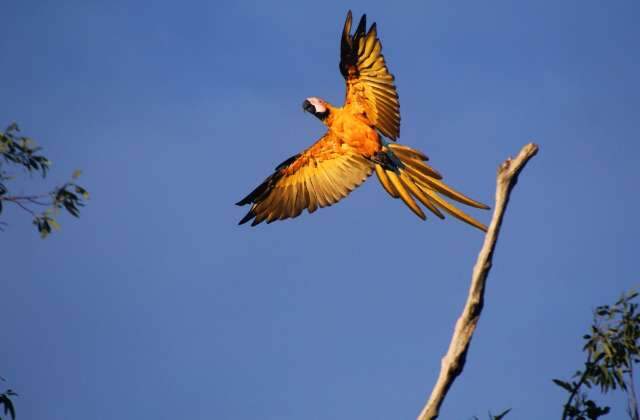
236 132 373 226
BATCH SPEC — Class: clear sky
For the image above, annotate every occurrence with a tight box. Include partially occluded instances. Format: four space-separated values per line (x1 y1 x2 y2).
2 1 640 419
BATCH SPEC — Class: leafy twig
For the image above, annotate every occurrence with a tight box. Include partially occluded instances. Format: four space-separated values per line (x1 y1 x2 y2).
0 123 89 237
554 290 640 419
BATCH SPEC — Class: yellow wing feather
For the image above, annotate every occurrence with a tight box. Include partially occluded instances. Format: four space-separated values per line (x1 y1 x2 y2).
236 132 373 226
340 11 401 141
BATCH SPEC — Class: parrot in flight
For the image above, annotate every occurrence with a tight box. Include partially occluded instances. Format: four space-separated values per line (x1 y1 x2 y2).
237 11 489 230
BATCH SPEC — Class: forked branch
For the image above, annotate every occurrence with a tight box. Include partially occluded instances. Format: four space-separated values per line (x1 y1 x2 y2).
418 143 539 420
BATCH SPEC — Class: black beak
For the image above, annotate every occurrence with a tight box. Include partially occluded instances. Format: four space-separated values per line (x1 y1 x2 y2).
302 99 315 114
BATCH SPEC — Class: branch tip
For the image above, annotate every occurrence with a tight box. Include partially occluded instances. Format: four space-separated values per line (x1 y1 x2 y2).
417 143 539 420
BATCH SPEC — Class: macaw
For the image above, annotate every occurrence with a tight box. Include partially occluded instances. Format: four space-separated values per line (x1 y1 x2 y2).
237 11 489 230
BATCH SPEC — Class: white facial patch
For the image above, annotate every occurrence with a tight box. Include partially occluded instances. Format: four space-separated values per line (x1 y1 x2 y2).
306 97 326 113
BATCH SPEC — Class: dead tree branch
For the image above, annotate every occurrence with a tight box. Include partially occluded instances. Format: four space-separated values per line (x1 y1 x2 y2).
417 143 539 420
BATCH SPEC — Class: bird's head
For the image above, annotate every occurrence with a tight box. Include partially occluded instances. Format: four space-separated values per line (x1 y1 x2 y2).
302 97 330 121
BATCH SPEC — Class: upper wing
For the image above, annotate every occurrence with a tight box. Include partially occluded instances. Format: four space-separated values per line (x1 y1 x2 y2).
340 11 401 141
236 132 373 226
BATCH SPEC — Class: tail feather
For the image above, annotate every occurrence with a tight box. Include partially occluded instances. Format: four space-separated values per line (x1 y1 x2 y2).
405 165 488 210
415 182 488 231
398 171 444 219
386 170 426 220
375 143 489 232
388 143 429 161
402 157 443 180
374 164 399 198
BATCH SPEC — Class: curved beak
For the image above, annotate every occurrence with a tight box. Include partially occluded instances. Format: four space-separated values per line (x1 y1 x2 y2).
302 99 315 114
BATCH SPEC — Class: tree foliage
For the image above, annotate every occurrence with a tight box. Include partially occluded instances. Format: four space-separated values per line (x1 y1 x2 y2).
0 123 89 237
1 122 91 418
554 290 640 419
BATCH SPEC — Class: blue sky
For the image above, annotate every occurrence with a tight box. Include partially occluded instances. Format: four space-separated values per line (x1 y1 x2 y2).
2 1 639 419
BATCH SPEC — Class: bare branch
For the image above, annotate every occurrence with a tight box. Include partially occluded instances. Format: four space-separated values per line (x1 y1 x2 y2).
417 143 539 420
0 194 51 215
2 194 50 203
1 197 38 216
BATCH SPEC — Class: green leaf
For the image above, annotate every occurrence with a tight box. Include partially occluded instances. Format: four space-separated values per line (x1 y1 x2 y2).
48 218 60 231
0 393 16 420
553 379 574 392
492 408 511 419
75 186 89 200
72 169 82 179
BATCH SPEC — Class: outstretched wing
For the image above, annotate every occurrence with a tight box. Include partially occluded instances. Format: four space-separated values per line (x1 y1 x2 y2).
236 132 373 226
340 10 400 141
